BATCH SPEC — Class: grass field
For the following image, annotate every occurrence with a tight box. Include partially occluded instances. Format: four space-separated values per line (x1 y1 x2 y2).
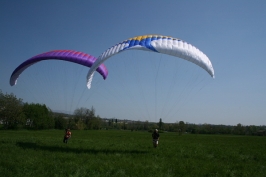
0 130 266 177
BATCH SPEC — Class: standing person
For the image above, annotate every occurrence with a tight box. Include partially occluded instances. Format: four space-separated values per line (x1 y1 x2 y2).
63 128 72 144
152 129 160 148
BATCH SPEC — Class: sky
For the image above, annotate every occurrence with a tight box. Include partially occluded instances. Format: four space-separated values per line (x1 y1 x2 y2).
1 0 265 126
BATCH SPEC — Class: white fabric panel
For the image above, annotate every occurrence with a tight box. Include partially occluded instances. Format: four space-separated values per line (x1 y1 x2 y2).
151 39 214 77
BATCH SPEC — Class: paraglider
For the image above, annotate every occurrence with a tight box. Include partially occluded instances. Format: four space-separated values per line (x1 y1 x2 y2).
86 34 214 89
10 50 108 86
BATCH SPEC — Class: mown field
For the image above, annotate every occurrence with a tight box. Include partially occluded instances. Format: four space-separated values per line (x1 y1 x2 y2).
0 130 266 177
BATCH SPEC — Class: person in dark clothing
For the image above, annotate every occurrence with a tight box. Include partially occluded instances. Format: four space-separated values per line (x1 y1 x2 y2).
152 129 160 148
63 128 72 144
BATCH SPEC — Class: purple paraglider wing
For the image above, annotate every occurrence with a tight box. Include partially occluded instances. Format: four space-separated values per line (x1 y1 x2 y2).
10 50 108 86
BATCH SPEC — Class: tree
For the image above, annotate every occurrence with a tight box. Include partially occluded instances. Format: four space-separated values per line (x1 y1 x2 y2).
67 117 78 130
54 114 68 129
186 123 197 134
73 107 88 130
233 123 245 135
0 90 25 129
73 106 101 130
90 116 102 130
151 123 159 130
158 118 164 130
23 103 54 129
85 107 101 129
178 121 186 135
143 120 149 130
122 119 127 130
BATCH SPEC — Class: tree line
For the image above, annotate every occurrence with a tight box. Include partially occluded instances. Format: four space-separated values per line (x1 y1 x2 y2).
0 90 265 135
0 90 101 130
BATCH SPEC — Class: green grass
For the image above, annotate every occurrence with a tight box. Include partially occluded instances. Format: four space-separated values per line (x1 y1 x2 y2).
0 130 266 177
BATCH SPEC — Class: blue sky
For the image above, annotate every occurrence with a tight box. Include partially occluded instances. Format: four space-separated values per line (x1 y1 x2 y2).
1 0 265 125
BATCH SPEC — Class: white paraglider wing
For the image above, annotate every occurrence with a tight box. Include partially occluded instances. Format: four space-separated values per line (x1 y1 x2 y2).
87 35 214 89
